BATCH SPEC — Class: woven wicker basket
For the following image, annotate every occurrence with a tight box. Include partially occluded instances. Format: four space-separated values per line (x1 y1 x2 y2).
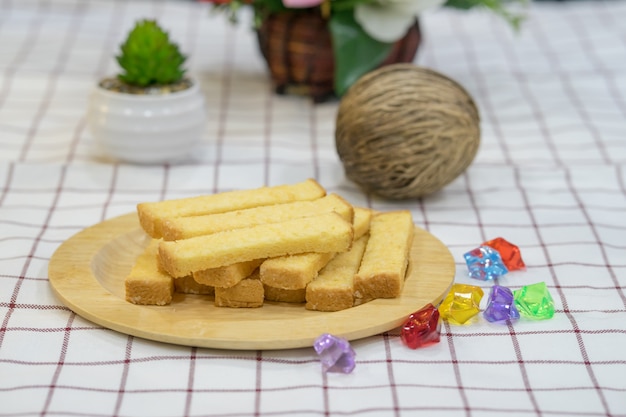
256 10 421 102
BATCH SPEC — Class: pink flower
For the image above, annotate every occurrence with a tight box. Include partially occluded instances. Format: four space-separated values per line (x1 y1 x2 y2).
282 0 324 8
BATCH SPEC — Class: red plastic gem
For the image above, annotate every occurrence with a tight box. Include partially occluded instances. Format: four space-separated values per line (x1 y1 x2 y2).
482 237 525 271
401 303 441 349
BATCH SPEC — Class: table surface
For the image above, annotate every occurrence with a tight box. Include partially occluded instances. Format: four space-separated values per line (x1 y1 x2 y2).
1 1 625 416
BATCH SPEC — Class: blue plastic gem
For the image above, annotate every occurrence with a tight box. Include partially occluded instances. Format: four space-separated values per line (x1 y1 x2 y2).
463 246 508 280
483 285 520 323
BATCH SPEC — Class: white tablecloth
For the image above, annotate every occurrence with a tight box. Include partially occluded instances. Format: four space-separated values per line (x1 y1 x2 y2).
1 1 625 416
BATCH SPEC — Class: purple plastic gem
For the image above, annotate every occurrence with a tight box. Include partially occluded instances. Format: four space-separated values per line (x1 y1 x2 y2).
313 333 356 373
463 246 508 280
483 285 520 323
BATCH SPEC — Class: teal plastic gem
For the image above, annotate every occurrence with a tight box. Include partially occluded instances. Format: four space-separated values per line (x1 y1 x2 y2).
513 282 555 320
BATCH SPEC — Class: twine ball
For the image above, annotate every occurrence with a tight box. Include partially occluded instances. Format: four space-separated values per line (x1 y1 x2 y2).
335 64 480 199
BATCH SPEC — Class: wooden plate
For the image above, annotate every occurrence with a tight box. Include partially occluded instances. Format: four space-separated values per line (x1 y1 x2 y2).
48 213 455 350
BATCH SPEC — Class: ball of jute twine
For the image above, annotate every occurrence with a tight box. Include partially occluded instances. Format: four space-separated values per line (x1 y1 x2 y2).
335 64 480 199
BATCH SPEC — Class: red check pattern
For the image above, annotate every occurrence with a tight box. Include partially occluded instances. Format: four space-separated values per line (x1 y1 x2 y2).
1 0 625 416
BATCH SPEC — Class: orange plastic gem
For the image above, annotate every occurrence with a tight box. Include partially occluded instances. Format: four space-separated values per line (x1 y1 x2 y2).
482 237 525 271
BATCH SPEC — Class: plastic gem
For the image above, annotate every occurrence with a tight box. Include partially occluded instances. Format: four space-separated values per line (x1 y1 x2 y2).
483 285 520 323
513 282 555 320
483 237 525 271
439 283 484 325
463 246 508 281
313 333 356 373
401 303 441 349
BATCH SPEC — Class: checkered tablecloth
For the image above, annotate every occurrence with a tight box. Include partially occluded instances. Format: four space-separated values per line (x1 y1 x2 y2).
1 0 625 416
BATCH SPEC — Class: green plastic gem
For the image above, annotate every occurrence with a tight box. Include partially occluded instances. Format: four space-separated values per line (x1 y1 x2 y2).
513 282 555 320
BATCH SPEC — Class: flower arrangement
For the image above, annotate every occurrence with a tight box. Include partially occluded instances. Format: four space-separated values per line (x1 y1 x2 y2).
207 0 525 98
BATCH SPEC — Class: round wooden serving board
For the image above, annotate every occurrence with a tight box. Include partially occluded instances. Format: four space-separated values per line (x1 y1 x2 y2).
48 213 455 350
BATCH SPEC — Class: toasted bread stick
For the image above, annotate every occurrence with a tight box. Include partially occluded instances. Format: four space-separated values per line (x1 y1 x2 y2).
158 212 353 278
259 207 371 290
161 193 352 241
138 178 326 238
353 210 414 302
306 235 369 312
125 240 173 306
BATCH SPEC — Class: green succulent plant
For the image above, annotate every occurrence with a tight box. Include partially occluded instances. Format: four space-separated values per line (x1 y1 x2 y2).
116 19 187 87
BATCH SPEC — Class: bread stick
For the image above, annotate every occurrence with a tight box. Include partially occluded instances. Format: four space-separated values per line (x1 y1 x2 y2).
192 259 263 288
214 271 264 308
138 178 326 238
161 193 353 241
305 235 369 312
173 275 215 295
158 212 353 277
125 240 174 305
263 284 306 303
260 252 335 290
352 207 372 240
353 210 414 302
259 206 370 290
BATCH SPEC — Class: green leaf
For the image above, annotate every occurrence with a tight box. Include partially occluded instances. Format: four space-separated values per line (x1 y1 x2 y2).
329 11 394 96
255 0 289 13
444 0 527 31
444 0 482 10
330 0 367 12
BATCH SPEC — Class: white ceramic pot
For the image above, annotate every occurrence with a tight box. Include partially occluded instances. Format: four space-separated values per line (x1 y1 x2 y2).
87 80 206 164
